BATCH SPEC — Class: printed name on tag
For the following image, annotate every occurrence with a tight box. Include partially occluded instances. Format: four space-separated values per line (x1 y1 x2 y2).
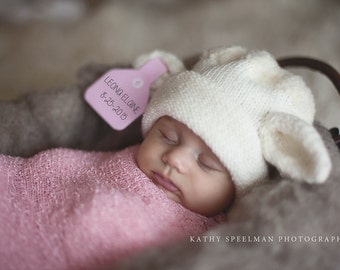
84 58 167 130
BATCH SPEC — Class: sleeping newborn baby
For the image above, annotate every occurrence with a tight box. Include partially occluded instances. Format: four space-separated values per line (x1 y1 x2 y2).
0 46 331 270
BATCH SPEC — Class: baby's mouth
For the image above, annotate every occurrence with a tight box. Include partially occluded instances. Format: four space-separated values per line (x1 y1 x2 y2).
152 172 180 194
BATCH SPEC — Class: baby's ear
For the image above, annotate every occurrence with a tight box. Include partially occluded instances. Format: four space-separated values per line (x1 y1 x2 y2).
259 112 332 183
133 50 186 92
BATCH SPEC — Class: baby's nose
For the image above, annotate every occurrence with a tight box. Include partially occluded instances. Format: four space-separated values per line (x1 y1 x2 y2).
162 147 192 173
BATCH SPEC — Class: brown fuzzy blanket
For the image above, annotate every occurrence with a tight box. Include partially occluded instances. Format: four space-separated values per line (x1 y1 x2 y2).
1 62 339 269
0 63 143 157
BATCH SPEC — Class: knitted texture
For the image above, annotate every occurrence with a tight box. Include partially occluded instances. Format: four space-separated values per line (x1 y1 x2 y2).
141 46 331 194
0 146 217 270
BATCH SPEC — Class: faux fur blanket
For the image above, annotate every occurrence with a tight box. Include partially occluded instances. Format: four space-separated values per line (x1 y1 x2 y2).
0 145 218 270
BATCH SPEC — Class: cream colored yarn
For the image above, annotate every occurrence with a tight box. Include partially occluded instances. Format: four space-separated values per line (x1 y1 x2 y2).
138 46 332 195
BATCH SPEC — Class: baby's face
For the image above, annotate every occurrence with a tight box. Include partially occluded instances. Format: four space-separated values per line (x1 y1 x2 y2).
137 116 235 216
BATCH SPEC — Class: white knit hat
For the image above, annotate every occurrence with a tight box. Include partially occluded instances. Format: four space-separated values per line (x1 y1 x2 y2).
135 46 332 195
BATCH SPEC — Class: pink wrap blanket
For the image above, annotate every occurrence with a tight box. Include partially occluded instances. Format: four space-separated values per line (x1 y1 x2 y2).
0 145 219 270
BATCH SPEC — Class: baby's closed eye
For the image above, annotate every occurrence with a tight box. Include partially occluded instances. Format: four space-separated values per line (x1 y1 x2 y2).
197 155 221 172
159 129 178 144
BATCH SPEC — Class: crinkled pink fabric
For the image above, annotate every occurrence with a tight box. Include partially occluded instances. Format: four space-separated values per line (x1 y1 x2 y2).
0 145 219 270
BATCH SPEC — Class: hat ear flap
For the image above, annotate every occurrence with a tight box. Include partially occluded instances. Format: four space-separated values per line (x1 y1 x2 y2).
259 112 332 183
133 50 186 93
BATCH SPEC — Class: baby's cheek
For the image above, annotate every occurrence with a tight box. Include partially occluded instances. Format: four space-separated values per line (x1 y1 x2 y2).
137 152 154 178
136 149 148 172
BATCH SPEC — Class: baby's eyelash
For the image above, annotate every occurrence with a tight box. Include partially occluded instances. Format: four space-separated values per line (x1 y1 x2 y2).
198 155 224 172
159 130 177 144
198 159 215 171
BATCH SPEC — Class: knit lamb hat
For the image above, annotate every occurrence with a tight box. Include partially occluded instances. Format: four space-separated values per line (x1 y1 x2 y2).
134 46 332 196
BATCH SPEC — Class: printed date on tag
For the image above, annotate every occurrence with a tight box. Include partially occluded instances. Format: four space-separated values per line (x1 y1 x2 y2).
84 58 167 130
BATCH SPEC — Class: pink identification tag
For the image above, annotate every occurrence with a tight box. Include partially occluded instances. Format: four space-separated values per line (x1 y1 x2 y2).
84 58 167 130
